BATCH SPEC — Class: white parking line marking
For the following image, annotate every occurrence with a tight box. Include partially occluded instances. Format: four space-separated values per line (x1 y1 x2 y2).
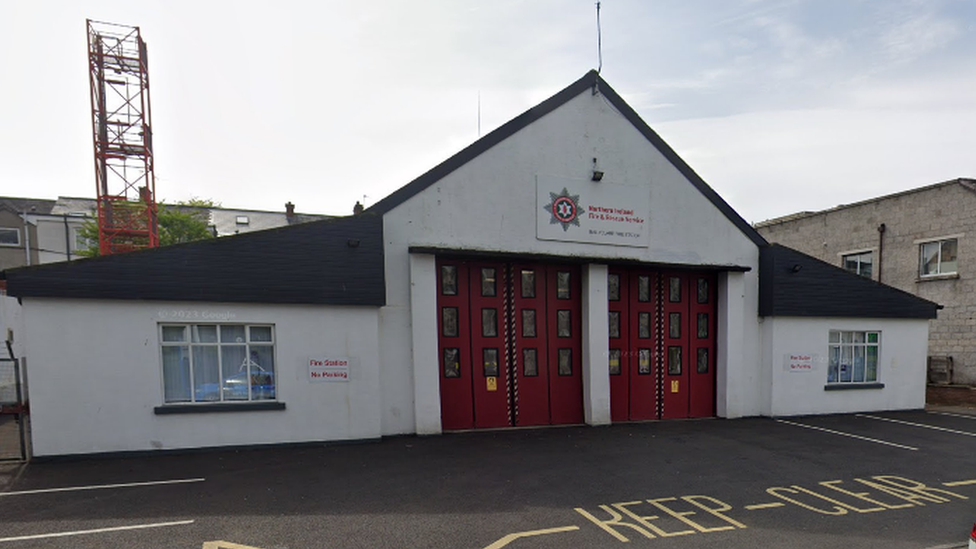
929 411 976 420
857 414 976 437
0 520 194 543
774 419 918 451
0 477 205 497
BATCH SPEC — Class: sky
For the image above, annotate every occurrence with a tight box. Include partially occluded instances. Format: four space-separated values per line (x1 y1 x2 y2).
0 0 974 223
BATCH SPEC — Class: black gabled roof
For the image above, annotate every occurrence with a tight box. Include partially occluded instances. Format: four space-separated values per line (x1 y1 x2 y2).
3 214 385 306
759 244 939 319
367 70 767 249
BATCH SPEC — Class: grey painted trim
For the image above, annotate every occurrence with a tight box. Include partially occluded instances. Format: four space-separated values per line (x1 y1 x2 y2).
154 402 286 414
824 383 885 391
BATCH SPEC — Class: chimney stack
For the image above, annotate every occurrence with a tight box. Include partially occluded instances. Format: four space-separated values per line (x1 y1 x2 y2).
285 202 295 219
353 201 364 216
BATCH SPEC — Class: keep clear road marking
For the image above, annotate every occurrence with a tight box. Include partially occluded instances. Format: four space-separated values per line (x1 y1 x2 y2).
857 414 976 437
482 526 580 549
0 520 194 543
945 479 976 487
744 502 785 510
0 477 206 497
202 542 266 549
774 419 918 451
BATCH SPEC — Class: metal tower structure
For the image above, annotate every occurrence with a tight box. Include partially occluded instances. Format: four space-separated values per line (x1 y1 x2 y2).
87 20 158 255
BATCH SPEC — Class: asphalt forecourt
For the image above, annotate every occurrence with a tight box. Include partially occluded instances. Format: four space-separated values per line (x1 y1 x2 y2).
0 411 974 549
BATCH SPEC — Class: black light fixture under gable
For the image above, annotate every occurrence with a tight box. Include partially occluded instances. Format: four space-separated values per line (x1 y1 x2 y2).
591 157 604 182
791 264 803 273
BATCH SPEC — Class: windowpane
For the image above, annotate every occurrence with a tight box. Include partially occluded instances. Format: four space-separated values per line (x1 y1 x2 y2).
697 348 709 374
192 325 218 343
441 265 458 295
638 349 651 375
0 228 19 246
829 331 840 344
482 308 498 338
632 312 648 340
162 326 186 342
249 347 275 400
697 279 709 303
483 348 499 377
828 346 840 383
557 310 571 338
841 332 853 344
221 325 246 344
853 346 865 383
866 346 879 382
557 272 571 299
558 349 573 376
669 313 681 339
941 239 958 273
638 276 650 302
522 309 536 338
697 313 708 339
608 274 620 301
668 346 682 375
192 346 220 402
609 311 620 339
249 326 273 342
867 332 879 344
521 270 536 298
442 307 459 337
840 346 853 382
920 241 940 275
609 349 621 375
853 332 865 343
162 346 190 402
859 254 873 279
221 345 248 400
444 348 461 378
669 277 681 302
523 349 538 377
481 268 497 297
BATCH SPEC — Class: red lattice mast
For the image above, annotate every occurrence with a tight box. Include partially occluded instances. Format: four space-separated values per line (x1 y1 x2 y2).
87 20 158 255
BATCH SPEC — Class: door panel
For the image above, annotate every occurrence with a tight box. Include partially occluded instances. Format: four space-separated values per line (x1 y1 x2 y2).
547 266 584 425
512 263 550 426
689 273 717 418
437 261 474 430
661 273 691 419
628 271 658 420
469 262 511 428
608 269 629 422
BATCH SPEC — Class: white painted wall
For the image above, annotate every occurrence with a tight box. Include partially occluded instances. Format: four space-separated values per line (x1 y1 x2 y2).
382 88 763 434
21 298 382 456
762 317 929 416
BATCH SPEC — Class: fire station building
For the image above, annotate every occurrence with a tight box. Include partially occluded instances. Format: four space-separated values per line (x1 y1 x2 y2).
2 71 939 457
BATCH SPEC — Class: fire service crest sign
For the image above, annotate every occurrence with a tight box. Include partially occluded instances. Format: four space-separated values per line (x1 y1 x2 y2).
536 175 649 247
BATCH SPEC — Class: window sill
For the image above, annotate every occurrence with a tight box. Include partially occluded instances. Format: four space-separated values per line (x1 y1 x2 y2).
917 273 959 283
824 383 885 391
154 402 286 415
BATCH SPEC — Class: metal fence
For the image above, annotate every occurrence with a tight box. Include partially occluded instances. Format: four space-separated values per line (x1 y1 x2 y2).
0 341 28 461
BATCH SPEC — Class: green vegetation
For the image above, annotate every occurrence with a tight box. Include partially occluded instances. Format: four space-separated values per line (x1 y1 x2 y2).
78 198 218 257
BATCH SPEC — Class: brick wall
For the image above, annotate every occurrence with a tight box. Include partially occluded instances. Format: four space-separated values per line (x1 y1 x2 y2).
757 181 976 385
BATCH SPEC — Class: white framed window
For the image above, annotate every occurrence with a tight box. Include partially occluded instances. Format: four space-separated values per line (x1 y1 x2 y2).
160 324 276 404
0 227 20 246
841 251 872 278
828 330 879 384
919 238 957 277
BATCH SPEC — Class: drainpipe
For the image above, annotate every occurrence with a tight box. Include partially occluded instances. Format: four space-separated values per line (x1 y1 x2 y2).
20 212 31 266
877 223 886 283
63 214 72 261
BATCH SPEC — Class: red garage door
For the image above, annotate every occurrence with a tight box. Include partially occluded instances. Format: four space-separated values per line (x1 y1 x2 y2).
609 269 717 421
437 259 583 429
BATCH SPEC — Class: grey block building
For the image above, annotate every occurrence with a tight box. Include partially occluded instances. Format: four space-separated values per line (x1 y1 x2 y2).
755 178 976 384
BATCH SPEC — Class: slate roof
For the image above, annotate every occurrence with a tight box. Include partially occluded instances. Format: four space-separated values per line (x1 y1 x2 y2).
0 197 56 216
759 244 940 319
368 70 767 249
3 214 384 306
